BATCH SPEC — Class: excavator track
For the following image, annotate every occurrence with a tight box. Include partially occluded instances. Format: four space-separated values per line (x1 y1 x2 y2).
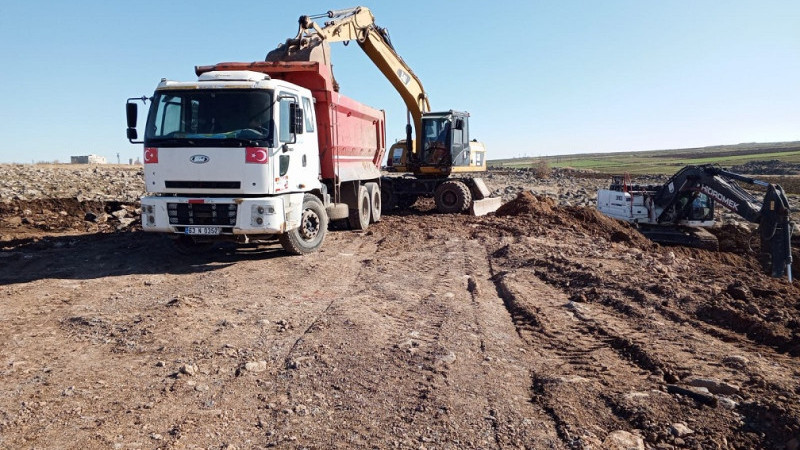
638 225 720 251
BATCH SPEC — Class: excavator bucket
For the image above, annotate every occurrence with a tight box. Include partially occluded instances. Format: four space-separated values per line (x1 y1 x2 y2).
760 185 793 279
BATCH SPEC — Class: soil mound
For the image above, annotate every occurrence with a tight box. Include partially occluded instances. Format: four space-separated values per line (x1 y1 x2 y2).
495 191 555 216
494 191 653 248
0 198 140 241
709 224 757 253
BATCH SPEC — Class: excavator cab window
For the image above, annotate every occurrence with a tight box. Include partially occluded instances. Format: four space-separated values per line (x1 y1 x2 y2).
689 193 714 221
422 118 451 165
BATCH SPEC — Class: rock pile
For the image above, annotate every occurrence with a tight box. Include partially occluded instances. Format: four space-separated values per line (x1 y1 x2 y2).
0 164 144 202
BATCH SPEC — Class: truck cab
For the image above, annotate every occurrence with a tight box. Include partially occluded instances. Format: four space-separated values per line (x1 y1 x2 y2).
135 71 322 247
128 61 387 254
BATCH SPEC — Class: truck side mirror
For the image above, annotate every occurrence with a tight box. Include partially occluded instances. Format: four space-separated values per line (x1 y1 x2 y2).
126 102 138 128
125 100 143 143
454 118 464 131
289 103 304 135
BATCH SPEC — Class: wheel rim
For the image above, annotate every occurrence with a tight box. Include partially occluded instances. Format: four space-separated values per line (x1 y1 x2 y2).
300 208 320 240
361 197 369 221
442 190 458 207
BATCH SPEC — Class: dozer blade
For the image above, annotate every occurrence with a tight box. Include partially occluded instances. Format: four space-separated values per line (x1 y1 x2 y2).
470 197 502 216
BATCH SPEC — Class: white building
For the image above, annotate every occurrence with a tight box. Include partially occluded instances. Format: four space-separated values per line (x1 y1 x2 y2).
70 154 107 164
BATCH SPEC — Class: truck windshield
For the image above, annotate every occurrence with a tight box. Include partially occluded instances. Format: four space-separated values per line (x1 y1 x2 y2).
145 89 274 147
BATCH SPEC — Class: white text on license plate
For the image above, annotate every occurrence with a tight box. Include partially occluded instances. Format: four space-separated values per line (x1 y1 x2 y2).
185 227 221 235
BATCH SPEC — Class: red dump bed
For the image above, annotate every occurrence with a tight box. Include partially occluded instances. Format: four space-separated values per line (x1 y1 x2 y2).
195 61 386 183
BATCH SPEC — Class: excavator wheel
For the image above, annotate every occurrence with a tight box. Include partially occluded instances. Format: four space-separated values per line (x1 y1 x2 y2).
365 182 381 223
381 181 397 212
434 180 472 214
348 185 371 231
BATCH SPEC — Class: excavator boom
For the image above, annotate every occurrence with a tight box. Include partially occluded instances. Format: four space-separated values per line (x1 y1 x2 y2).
266 7 430 151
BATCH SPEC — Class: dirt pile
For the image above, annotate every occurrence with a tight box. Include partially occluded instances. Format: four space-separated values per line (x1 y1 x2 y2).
729 159 800 175
0 198 139 243
495 191 554 216
495 191 654 247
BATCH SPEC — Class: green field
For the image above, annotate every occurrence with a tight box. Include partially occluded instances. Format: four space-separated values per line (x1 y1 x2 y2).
489 141 800 175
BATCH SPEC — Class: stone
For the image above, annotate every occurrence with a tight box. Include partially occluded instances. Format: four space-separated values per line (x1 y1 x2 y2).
116 217 136 229
722 355 749 369
602 430 645 450
670 423 693 437
244 361 267 373
180 363 198 376
726 282 750 300
688 377 740 395
718 397 738 410
111 209 129 219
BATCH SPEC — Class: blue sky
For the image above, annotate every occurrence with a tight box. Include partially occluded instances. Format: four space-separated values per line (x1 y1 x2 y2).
0 1 798 163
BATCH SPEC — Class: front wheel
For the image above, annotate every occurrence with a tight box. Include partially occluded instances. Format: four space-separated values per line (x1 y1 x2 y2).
280 194 328 255
434 180 472 213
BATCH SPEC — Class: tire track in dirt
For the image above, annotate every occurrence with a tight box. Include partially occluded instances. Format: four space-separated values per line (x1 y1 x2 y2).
487 232 800 448
259 217 567 448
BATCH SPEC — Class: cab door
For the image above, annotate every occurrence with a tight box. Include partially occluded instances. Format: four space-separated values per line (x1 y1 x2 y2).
275 92 319 194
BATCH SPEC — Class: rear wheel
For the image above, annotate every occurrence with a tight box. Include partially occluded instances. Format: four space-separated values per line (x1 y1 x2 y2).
365 182 381 223
348 185 371 231
279 194 328 255
434 180 472 213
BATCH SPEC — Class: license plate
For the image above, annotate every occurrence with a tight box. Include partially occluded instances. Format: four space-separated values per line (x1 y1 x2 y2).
184 226 221 236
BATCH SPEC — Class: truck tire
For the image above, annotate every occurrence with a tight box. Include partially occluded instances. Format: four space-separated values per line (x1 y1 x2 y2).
279 194 328 255
434 180 472 213
365 182 381 223
348 185 370 231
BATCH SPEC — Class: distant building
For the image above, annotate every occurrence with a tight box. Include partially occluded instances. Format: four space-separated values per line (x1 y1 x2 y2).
70 154 107 164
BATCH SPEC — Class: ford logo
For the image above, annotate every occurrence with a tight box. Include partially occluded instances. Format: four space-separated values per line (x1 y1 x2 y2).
190 155 210 164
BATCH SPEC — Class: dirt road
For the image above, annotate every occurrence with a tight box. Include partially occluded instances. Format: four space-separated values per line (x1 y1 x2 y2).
1 174 799 449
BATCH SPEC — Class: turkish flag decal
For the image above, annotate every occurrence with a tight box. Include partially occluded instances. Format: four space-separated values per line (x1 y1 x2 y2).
144 147 158 164
245 147 269 164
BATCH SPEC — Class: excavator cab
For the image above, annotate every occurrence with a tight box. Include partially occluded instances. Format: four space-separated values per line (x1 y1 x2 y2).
414 111 486 176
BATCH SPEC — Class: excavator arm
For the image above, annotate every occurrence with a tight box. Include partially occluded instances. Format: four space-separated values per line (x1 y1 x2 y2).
266 7 431 155
653 165 794 278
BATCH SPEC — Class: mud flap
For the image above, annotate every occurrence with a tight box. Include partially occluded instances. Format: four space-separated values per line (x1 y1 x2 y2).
470 197 502 216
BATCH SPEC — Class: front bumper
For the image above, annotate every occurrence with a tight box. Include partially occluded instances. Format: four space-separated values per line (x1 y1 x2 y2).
140 194 304 235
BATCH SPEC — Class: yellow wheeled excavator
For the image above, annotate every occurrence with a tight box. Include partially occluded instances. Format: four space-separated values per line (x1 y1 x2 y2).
266 6 501 215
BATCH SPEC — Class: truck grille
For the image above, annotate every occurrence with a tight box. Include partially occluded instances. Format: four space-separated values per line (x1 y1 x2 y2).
165 181 241 189
167 203 237 226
